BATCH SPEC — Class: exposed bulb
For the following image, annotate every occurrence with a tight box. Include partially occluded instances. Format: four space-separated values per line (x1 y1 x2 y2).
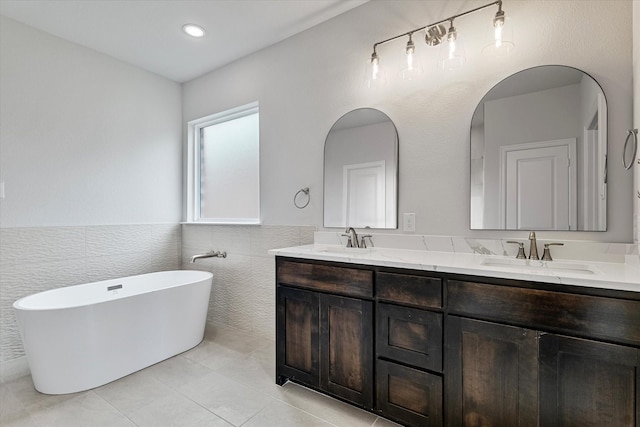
493 9 505 48
371 52 379 80
365 50 386 88
439 21 465 70
447 25 457 60
494 21 503 47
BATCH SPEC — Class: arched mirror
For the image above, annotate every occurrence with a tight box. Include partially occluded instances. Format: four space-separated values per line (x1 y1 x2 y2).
324 108 398 229
470 65 607 231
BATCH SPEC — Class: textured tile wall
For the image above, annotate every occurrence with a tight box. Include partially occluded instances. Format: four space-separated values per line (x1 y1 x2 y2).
181 224 315 341
0 224 181 363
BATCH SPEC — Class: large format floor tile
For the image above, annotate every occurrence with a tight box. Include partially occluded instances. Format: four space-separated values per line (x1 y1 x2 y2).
242 400 336 427
0 322 401 427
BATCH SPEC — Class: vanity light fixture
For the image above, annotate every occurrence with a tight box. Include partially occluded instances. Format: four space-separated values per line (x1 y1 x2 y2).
367 0 511 82
446 21 457 58
366 48 387 88
493 2 506 47
439 19 466 70
405 33 415 69
482 0 514 56
370 50 380 80
182 23 206 38
399 32 424 80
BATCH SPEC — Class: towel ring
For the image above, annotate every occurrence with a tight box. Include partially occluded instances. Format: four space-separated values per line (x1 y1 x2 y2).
623 129 638 170
294 187 310 209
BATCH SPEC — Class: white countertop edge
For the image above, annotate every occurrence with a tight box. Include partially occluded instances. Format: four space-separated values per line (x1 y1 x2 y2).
269 245 640 294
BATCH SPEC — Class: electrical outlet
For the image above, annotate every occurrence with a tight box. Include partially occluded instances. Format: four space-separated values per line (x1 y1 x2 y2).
403 213 415 232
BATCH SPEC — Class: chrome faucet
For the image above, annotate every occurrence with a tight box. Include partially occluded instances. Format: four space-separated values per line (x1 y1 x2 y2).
342 227 360 248
190 250 227 263
528 232 539 260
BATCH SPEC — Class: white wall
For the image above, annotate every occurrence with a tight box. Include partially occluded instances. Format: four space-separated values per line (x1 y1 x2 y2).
0 16 183 364
0 16 182 227
181 224 314 341
184 0 634 242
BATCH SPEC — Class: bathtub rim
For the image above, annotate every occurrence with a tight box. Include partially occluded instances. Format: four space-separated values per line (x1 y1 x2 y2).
13 269 213 311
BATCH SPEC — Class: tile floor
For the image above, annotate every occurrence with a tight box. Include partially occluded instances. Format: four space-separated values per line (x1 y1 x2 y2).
0 324 402 427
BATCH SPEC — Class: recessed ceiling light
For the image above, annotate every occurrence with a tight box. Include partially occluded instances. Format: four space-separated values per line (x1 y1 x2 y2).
182 24 205 38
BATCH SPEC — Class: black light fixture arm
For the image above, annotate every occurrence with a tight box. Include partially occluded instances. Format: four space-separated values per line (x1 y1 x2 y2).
370 0 502 54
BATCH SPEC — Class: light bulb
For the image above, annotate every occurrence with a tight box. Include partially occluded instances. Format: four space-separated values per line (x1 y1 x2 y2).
447 24 457 60
439 22 465 71
405 36 415 71
493 9 505 48
365 50 386 88
494 21 503 47
482 4 513 57
371 53 379 80
406 51 414 70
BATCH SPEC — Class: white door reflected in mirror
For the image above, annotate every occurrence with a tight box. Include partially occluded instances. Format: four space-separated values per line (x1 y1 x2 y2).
342 161 386 228
500 139 576 230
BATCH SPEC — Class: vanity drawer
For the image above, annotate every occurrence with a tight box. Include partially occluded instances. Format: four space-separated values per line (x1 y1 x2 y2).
277 259 373 298
376 272 442 309
377 303 443 372
448 280 640 346
376 359 443 427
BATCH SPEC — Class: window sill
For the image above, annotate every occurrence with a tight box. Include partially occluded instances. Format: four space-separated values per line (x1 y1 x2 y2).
181 220 262 226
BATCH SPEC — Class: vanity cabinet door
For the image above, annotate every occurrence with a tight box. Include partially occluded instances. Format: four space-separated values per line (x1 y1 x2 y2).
276 283 374 409
320 294 374 409
445 316 539 427
539 334 640 427
276 286 320 387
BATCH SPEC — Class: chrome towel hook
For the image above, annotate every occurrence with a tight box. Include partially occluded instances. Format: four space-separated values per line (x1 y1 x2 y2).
294 187 310 209
623 129 638 170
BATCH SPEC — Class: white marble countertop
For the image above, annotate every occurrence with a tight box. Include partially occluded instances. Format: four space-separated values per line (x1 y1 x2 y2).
269 244 640 294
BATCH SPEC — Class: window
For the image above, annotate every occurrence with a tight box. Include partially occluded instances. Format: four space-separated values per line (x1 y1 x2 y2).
186 102 260 223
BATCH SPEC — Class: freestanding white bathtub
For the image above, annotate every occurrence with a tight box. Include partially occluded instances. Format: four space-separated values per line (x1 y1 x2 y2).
13 270 213 395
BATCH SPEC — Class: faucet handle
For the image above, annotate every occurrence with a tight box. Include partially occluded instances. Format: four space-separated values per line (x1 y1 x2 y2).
360 235 373 249
341 234 354 248
541 243 564 261
506 241 527 259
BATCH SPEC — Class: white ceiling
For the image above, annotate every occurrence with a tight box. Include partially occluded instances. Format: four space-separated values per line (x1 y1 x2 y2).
0 0 368 83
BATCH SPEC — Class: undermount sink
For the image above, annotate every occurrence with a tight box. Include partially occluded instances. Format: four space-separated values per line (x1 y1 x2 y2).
312 245 374 255
481 257 597 275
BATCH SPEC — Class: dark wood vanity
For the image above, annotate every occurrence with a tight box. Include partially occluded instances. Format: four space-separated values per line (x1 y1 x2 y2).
275 256 640 427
